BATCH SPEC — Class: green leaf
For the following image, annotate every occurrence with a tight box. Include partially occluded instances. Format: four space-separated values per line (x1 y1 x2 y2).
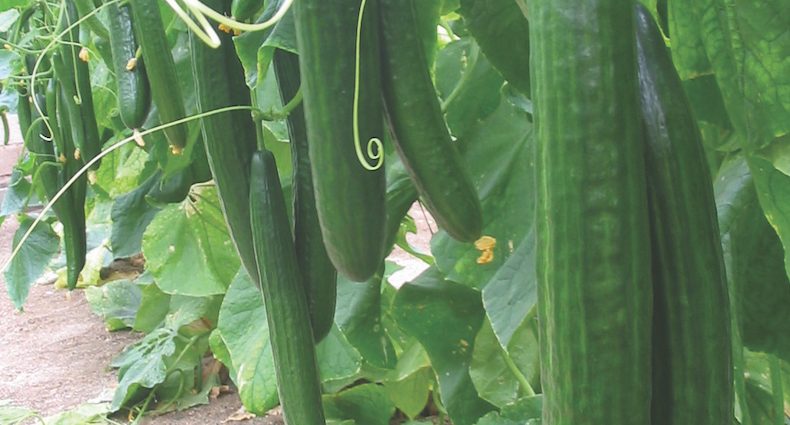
392 267 495 425
458 0 530 95
3 215 59 308
94 144 149 198
0 9 20 32
234 0 297 88
110 172 161 258
715 156 790 362
748 155 790 281
482 231 536 348
85 280 142 331
0 400 37 425
110 328 177 410
474 396 543 425
323 383 396 425
470 319 531 408
431 96 534 289
142 186 239 296
670 0 789 150
317 325 363 385
383 367 432 419
335 269 397 370
133 281 171 333
215 269 278 415
0 169 32 217
42 403 111 425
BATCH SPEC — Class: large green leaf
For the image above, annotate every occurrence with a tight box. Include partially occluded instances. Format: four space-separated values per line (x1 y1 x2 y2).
323 383 396 425
670 0 789 150
0 169 32 217
215 270 278 415
431 97 534 290
335 267 397 370
317 325 363 385
392 267 495 425
715 156 790 362
110 171 160 258
458 0 530 95
142 186 239 296
85 279 142 331
3 215 59 308
481 231 536 348
748 154 790 281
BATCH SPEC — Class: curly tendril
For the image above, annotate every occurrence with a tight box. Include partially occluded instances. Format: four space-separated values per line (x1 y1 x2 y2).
352 0 383 171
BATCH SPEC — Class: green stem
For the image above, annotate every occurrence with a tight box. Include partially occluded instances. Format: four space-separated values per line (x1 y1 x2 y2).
500 345 535 396
514 0 528 17
260 86 303 121
769 355 785 425
441 42 480 113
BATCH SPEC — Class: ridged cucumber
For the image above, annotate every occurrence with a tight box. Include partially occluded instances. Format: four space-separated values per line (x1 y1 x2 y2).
189 0 259 283
529 0 653 423
107 1 150 129
635 5 733 424
272 49 337 342
293 0 386 282
380 0 482 243
249 150 326 425
130 0 188 152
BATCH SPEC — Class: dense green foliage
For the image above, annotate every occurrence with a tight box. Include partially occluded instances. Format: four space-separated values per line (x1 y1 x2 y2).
0 0 788 423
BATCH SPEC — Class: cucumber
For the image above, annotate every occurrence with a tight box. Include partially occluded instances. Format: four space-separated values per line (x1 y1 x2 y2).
272 49 337 342
528 0 653 423
293 0 386 282
380 0 483 243
249 150 326 425
130 0 188 152
635 5 733 424
189 0 259 283
72 0 109 39
107 1 150 129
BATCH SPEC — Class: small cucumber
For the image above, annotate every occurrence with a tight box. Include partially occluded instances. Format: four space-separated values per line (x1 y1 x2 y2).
107 1 150 129
130 0 188 152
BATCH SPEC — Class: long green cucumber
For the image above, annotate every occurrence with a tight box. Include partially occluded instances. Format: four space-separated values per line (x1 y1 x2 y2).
60 0 102 168
72 0 108 39
130 0 188 152
189 0 258 283
380 0 482 243
249 150 326 425
528 0 652 423
635 6 733 424
293 0 386 282
52 71 87 290
272 49 336 342
107 1 150 129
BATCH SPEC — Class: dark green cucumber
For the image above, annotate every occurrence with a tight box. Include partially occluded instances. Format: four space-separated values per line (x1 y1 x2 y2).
293 0 386 282
51 69 88 290
190 0 259 283
380 0 483 243
249 150 326 425
61 0 102 168
272 49 337 342
635 5 733 424
130 0 188 152
529 0 652 423
146 141 212 205
107 1 150 129
230 0 263 20
72 0 109 39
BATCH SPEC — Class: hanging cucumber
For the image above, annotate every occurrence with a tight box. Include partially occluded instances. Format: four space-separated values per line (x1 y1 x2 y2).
189 0 259 282
72 0 109 39
107 1 150 129
293 0 386 282
635 5 733 424
249 150 326 425
529 0 653 423
272 49 337 342
380 0 483 243
130 0 188 153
